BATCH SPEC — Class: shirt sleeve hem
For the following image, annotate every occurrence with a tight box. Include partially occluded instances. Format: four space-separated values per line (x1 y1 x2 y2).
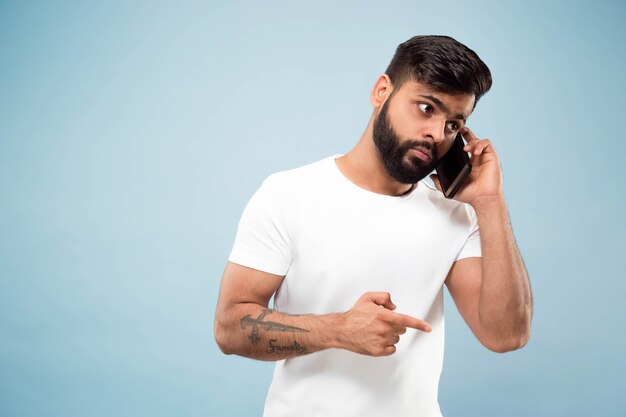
228 250 290 276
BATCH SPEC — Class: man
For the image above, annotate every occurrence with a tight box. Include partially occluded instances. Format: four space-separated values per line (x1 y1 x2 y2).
214 35 533 417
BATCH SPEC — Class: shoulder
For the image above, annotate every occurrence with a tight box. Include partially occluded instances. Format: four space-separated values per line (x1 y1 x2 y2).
242 156 336 225
259 155 337 195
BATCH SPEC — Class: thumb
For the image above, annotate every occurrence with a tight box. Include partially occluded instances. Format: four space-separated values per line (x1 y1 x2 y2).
368 292 396 310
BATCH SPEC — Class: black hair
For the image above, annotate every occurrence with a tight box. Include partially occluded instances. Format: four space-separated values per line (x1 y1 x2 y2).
385 35 492 107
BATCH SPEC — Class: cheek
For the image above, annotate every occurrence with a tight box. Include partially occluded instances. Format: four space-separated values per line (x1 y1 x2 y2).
388 101 417 133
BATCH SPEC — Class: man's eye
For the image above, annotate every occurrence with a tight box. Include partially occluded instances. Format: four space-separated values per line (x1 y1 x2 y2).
446 121 460 132
418 103 433 114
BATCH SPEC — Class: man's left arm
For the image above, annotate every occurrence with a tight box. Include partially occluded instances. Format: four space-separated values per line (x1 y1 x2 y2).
431 127 533 353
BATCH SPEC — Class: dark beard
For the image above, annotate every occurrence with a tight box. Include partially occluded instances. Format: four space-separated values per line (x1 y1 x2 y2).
372 99 439 184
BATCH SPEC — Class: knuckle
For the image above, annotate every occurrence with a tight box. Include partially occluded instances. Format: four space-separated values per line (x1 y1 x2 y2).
374 310 387 321
376 324 388 336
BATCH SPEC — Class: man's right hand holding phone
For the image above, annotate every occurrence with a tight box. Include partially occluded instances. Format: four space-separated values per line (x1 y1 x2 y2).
431 127 503 206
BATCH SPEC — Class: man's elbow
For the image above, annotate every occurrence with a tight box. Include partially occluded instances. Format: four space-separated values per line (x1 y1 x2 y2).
486 335 529 353
485 326 532 353
213 319 235 355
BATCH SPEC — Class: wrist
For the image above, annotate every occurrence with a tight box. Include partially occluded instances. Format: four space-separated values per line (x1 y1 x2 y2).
324 312 349 350
470 193 506 215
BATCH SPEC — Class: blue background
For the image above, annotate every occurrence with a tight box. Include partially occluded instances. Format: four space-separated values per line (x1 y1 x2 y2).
1 1 625 416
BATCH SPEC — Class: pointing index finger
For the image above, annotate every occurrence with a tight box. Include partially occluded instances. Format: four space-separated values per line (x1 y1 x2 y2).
387 312 432 333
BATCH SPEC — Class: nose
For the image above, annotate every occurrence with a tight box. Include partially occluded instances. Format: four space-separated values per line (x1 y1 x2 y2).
420 117 446 145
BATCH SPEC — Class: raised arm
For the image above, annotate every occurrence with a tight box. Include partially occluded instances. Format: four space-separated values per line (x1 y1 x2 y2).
432 127 533 353
444 208 532 353
213 262 432 360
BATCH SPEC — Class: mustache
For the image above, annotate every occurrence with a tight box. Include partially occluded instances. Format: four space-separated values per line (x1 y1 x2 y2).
400 140 435 153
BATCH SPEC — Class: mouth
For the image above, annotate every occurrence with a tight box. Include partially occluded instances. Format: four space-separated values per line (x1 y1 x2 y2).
409 146 432 162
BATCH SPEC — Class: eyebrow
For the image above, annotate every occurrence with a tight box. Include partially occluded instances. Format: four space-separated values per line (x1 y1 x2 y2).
418 95 467 121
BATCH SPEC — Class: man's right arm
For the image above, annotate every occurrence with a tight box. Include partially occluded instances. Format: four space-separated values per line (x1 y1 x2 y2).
213 262 432 361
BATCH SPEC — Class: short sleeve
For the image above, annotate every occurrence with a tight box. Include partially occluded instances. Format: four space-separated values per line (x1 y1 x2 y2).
228 176 292 276
455 204 482 260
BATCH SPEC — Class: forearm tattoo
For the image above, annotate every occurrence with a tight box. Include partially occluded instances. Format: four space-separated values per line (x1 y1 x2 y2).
267 339 308 355
240 309 308 346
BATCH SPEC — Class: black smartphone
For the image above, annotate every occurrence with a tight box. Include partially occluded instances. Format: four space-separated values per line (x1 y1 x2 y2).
435 132 472 199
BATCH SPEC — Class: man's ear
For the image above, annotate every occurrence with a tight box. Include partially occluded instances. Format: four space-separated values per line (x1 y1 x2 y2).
370 74 393 109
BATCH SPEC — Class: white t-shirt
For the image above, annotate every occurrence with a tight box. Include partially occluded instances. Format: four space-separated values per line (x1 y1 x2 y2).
229 155 481 417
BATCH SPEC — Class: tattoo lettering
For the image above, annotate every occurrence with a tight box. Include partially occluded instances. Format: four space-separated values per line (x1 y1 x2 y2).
267 339 308 355
240 309 308 345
